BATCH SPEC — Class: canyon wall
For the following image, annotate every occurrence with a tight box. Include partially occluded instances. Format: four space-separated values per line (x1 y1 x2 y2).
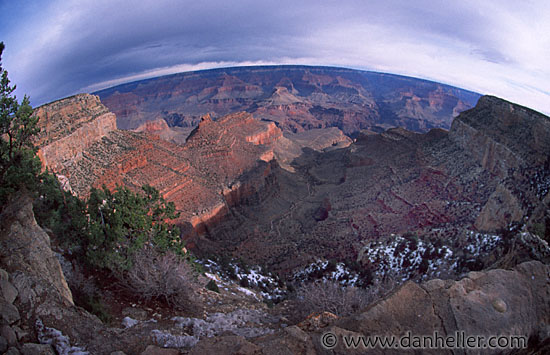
34 94 117 173
32 92 550 272
34 96 285 240
449 95 550 176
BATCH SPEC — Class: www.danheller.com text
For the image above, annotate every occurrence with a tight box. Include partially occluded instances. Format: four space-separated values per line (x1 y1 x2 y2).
320 330 528 350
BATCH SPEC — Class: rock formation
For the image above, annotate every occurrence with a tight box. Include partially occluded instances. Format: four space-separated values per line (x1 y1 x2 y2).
190 260 550 354
34 94 117 173
2 191 549 354
2 76 550 353
449 95 550 177
31 92 550 277
34 95 285 240
179 95 550 273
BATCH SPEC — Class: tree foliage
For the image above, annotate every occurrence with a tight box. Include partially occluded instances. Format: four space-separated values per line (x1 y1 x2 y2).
85 184 183 272
0 42 41 205
36 178 186 273
34 172 88 250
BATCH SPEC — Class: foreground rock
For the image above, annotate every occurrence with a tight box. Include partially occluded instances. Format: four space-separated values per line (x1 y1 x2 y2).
0 195 283 354
190 261 550 354
328 260 549 354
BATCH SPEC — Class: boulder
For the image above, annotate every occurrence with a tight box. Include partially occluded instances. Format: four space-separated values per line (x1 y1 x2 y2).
20 343 55 355
327 260 550 354
1 279 18 304
0 194 73 305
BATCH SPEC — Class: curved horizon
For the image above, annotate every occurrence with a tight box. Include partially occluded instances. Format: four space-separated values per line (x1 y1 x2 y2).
90 64 482 97
1 1 548 114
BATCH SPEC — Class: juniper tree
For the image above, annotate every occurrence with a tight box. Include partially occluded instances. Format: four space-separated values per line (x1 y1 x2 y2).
0 42 41 205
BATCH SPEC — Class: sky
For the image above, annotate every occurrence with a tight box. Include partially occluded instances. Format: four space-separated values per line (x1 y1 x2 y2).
0 0 549 114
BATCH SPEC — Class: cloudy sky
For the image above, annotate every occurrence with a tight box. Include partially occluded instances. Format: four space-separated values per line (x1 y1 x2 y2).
1 0 549 114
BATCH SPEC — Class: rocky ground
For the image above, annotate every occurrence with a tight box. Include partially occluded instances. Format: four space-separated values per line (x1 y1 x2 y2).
2 193 550 354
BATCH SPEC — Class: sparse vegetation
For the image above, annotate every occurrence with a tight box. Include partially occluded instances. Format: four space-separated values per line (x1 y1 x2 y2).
120 248 194 310
293 281 371 318
35 179 197 312
64 263 112 323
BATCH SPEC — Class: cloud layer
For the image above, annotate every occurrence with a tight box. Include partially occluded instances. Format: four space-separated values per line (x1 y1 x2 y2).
1 0 549 114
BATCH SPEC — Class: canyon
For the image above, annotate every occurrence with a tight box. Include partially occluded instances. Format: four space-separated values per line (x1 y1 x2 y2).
33 89 550 277
3 66 550 354
95 66 480 137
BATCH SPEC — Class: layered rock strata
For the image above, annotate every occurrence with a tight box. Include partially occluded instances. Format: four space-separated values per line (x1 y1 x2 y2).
34 94 117 173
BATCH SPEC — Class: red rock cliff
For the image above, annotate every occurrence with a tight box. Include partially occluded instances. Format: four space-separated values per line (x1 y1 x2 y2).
34 94 117 173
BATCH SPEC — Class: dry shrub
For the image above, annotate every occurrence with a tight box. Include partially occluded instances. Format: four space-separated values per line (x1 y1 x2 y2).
65 263 99 299
295 281 370 318
293 278 399 320
120 248 194 310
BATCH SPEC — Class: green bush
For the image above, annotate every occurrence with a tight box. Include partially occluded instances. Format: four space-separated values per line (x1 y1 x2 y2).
85 184 182 272
34 172 88 251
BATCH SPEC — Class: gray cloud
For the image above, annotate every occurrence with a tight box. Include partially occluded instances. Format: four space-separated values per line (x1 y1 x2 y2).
1 0 549 114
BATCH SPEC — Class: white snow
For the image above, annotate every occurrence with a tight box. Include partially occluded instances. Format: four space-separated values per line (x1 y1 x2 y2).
122 316 139 328
36 319 89 355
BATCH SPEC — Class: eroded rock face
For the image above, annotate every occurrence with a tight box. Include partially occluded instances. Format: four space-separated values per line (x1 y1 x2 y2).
449 95 550 177
0 195 112 353
34 93 550 275
36 95 284 237
0 196 222 354
475 183 524 231
34 94 117 173
179 95 550 273
0 194 73 305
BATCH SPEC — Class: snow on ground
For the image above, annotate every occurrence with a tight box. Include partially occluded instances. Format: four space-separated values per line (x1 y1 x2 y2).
197 228 508 298
293 260 362 286
36 319 89 355
293 230 505 286
196 259 286 301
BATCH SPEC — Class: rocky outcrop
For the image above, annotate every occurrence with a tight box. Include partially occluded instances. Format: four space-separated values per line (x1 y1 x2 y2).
174 95 550 273
34 94 117 173
0 194 106 353
35 96 284 239
188 260 550 354
475 183 525 231
0 194 73 305
449 95 550 177
34 90 549 277
2 196 548 354
1 195 270 354
325 260 550 354
134 117 170 134
245 121 282 146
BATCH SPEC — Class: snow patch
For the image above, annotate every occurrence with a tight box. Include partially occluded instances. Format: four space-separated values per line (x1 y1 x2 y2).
36 319 89 355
